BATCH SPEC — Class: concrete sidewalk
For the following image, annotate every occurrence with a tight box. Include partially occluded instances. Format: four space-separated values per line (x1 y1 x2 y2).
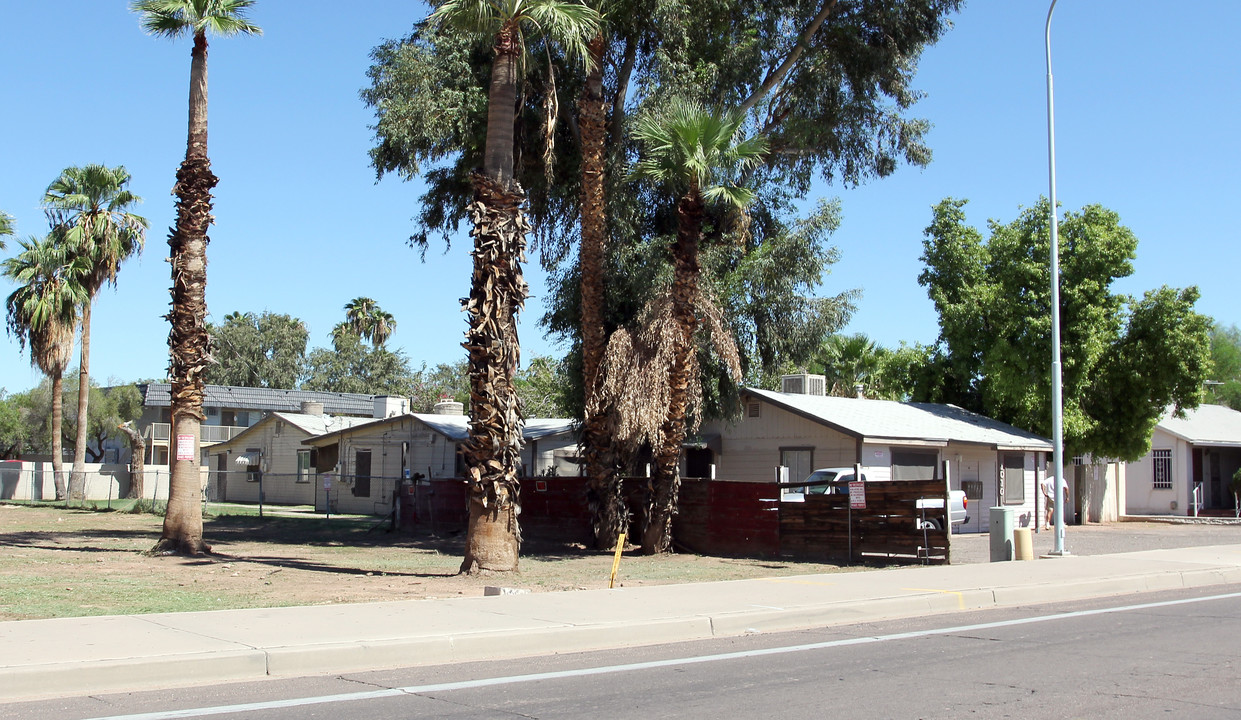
4 544 1241 702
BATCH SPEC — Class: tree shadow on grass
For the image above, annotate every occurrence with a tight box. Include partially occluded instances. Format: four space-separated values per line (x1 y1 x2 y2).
0 528 160 554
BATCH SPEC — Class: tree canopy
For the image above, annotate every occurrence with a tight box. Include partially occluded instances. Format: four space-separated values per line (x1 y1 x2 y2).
918 197 1212 461
1208 324 1241 411
303 331 417 397
205 311 308 388
363 0 962 414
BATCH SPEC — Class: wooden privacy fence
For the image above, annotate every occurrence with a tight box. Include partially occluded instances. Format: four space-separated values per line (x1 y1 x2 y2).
778 478 953 564
396 476 953 564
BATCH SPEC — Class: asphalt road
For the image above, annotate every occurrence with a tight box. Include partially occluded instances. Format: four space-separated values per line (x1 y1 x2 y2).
11 583 1241 720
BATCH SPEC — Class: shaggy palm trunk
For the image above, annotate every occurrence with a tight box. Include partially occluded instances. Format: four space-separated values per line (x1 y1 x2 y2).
642 193 704 554
460 29 527 574
461 173 528 574
154 31 214 555
67 303 91 504
578 33 626 551
50 374 66 500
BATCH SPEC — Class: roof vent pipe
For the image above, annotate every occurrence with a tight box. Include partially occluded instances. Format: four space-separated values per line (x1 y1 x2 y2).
855 384 865 399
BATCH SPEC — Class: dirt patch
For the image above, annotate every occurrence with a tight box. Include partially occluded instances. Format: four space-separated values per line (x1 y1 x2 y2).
0 503 856 621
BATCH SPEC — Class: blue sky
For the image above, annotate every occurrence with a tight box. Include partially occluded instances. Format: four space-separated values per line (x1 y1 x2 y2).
2 2 1237 394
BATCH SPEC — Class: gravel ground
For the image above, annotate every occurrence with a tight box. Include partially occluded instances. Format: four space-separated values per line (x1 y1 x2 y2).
950 518 1241 564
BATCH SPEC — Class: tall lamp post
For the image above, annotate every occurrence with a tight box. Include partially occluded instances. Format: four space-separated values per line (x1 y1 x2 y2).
1045 0 1068 555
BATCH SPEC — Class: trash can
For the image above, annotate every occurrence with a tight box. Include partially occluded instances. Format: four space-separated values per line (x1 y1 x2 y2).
1013 527 1033 560
989 507 1015 561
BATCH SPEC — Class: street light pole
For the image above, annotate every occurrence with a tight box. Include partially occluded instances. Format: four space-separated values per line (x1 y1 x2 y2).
1045 0 1068 555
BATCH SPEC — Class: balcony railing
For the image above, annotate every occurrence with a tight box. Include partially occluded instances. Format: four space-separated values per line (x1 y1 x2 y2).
144 423 247 444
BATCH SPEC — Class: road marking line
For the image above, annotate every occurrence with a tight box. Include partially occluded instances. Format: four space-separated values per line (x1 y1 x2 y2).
79 590 1241 720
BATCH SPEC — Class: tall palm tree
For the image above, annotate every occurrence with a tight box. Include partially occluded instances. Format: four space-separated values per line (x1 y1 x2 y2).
342 297 396 347
42 165 147 504
132 0 261 555
3 232 91 501
0 212 14 249
630 100 767 553
574 4 628 552
343 297 377 338
370 309 396 347
817 333 884 397
430 0 599 574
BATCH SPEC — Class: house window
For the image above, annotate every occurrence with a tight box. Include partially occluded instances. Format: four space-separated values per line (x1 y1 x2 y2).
353 449 372 497
780 447 814 486
245 448 261 482
1152 449 1172 489
686 448 714 479
1001 453 1025 505
891 450 937 481
297 450 312 484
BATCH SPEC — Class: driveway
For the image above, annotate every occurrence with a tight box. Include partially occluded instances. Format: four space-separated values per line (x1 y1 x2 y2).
950 519 1241 564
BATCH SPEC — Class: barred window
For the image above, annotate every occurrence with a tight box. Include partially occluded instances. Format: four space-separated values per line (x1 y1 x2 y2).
1152 449 1172 490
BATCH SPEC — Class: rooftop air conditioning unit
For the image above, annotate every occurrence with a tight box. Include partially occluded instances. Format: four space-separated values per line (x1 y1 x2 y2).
781 373 826 396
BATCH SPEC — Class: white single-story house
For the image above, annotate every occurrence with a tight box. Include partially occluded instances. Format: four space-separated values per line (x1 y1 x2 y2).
207 400 380 505
698 377 1055 532
300 399 579 516
1125 404 1241 516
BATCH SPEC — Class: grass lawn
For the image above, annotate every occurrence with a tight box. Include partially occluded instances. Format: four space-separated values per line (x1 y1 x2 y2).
0 501 855 620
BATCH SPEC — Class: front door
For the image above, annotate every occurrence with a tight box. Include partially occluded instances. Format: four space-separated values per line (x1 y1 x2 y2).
216 453 228 502
354 450 372 498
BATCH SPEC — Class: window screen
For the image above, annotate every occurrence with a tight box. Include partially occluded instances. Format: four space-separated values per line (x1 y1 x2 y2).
891 450 937 481
780 448 814 486
1002 453 1025 504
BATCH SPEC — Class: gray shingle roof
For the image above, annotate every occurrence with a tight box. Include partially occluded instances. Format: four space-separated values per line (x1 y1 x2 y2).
406 414 575 443
302 412 576 444
745 388 1051 451
141 383 374 416
1157 404 1241 446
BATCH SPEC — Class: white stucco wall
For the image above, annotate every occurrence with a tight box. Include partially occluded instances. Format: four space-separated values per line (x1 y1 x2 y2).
1125 427 1187 515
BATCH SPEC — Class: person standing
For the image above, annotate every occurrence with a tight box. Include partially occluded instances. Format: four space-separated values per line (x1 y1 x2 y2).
1041 474 1065 530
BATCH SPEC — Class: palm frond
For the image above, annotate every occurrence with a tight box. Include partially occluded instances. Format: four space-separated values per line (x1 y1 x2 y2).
131 0 260 38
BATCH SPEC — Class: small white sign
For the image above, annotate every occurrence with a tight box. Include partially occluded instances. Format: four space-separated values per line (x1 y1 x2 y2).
175 434 195 461
849 480 866 509
322 474 332 490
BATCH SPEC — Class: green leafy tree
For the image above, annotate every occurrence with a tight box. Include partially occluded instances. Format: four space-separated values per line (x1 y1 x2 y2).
919 197 1211 461
1208 324 1241 410
367 0 961 553
205 311 308 388
365 0 954 548
0 390 30 460
303 331 417 396
870 342 941 402
514 355 573 418
3 233 90 497
409 360 470 412
132 0 261 555
42 165 147 503
628 100 765 553
428 0 600 574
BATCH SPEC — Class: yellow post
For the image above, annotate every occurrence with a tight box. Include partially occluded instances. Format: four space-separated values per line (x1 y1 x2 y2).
609 533 626 588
